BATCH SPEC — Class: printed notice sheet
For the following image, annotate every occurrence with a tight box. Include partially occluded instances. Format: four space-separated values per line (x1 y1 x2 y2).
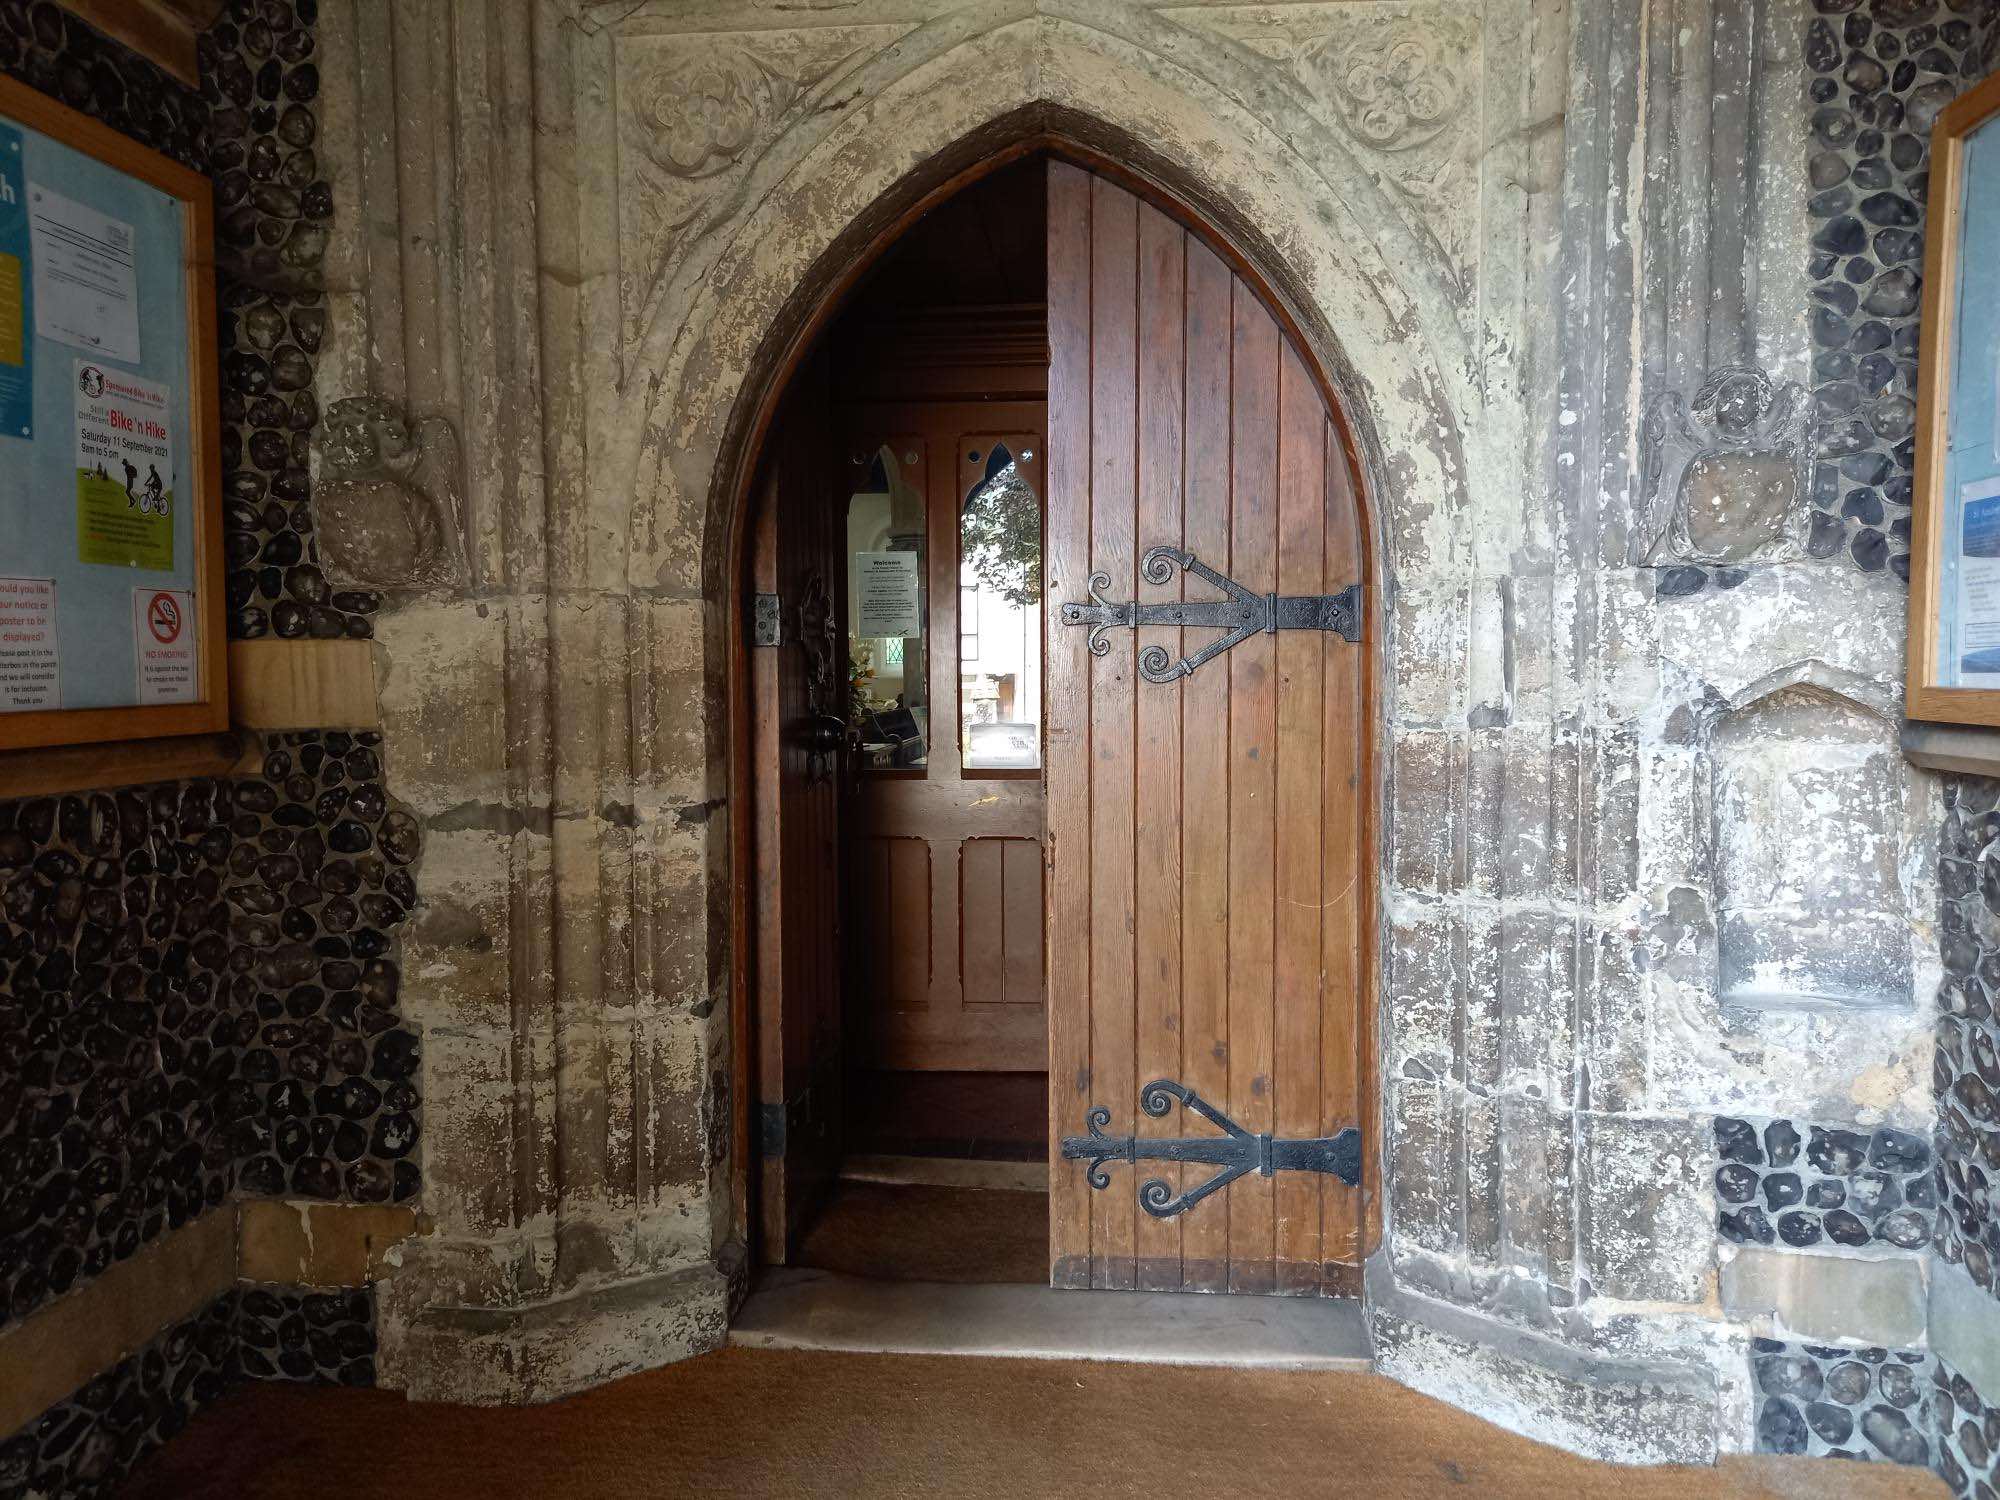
28 181 139 365
854 551 922 638
0 576 57 711
0 124 28 439
75 361 174 569
1957 476 2000 687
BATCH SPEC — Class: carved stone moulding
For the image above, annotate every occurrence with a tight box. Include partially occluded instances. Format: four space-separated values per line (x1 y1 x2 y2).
1638 366 1814 568
310 396 466 590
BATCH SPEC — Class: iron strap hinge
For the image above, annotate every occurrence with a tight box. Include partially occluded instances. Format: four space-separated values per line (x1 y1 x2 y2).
1060 545 1362 683
1061 1079 1362 1219
752 592 783 647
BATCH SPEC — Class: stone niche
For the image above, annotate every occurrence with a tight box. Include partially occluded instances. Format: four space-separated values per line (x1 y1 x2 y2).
1710 679 1910 1012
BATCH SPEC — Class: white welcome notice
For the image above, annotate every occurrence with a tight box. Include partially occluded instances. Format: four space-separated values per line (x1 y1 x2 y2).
854 550 921 638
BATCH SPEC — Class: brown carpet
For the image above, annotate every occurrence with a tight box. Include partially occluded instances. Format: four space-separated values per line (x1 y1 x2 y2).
122 1347 1946 1500
796 1179 1048 1284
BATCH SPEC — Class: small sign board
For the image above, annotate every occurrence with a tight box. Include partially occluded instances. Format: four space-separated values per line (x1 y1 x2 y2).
854 550 922 639
0 75 224 751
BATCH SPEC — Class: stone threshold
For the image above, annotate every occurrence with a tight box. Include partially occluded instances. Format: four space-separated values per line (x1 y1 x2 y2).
730 1267 1372 1369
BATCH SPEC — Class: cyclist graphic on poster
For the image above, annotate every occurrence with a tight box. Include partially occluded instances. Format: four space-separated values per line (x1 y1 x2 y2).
73 360 174 569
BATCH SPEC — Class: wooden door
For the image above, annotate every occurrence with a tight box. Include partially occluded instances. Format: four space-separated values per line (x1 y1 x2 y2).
842 407 1048 1072
1045 162 1371 1295
751 350 845 1261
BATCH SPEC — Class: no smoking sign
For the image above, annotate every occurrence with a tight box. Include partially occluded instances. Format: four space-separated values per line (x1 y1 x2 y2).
131 587 196 705
146 591 182 645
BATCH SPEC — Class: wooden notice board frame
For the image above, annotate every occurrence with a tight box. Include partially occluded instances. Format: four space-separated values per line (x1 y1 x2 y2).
1908 69 2000 727
0 73 225 752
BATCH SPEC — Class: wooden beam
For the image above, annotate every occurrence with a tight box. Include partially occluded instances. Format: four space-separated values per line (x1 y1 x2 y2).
0 1209 236 1438
0 730 248 797
57 0 224 91
228 640 380 730
236 1201 422 1287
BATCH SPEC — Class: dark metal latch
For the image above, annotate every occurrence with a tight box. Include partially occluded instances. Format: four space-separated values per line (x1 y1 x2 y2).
1062 1079 1362 1219
1060 545 1362 682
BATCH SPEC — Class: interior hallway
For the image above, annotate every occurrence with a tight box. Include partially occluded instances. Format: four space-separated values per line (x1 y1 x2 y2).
122 1346 1947 1500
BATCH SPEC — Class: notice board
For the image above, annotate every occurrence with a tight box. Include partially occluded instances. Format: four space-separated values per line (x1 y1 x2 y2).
0 74 224 751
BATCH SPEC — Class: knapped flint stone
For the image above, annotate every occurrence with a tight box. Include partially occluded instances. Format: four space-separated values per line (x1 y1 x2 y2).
1826 1361 1873 1405
377 811 420 866
1763 1119 1802 1167
1860 1404 1928 1464
1813 107 1859 148
1812 214 1868 256
1861 268 1921 318
1876 1208 1929 1248
1869 1127 1928 1173
1877 1362 1919 1409
1808 1125 1869 1176
369 1031 419 1081
277 103 316 146
1910 79 1956 133
1716 1163 1758 1203
1758 1397 1809 1455
1825 1208 1871 1246
1809 146 1850 189
1763 1171 1804 1209
1873 227 1923 265
1777 1211 1823 1247
1806 1400 1856 1445
1843 53 1888 92
1723 1206 1776 1244
1717 1116 1764 1166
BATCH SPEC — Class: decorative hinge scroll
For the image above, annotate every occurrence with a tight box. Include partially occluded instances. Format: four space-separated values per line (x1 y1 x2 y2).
1061 1079 1362 1219
1059 545 1362 682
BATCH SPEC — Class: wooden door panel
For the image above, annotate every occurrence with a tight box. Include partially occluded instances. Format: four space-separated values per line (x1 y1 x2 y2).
1046 161 1370 1296
961 836 1044 1009
1224 278 1279 1296
852 834 932 1014
844 407 1049 1074
752 349 843 1263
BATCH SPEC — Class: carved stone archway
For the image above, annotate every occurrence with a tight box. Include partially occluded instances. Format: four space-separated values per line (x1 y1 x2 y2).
314 0 1705 1458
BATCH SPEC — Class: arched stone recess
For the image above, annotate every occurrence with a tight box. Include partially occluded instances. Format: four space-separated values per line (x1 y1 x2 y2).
1640 657 1936 1131
308 0 1718 1456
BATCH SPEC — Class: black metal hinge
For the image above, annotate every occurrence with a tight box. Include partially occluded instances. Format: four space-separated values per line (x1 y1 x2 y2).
1061 1079 1361 1218
1060 545 1362 682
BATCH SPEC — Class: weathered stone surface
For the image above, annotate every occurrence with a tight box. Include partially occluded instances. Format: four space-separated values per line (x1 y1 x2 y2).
1721 1247 1927 1348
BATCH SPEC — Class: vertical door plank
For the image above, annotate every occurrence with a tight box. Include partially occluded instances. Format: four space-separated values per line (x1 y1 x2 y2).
1273 342 1326 1294
751 478 789 1254
1045 160 1095 1288
1133 202 1186 1291
1178 238 1234 1294
962 838 1004 1007
1225 281 1280 1294
1086 173 1139 1291
1321 418 1367 1283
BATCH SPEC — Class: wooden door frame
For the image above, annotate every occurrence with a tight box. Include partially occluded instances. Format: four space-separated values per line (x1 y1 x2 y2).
724 128 1382 1278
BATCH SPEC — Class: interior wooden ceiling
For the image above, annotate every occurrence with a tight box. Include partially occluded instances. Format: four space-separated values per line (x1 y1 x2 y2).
839 154 1048 319
830 154 1050 394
